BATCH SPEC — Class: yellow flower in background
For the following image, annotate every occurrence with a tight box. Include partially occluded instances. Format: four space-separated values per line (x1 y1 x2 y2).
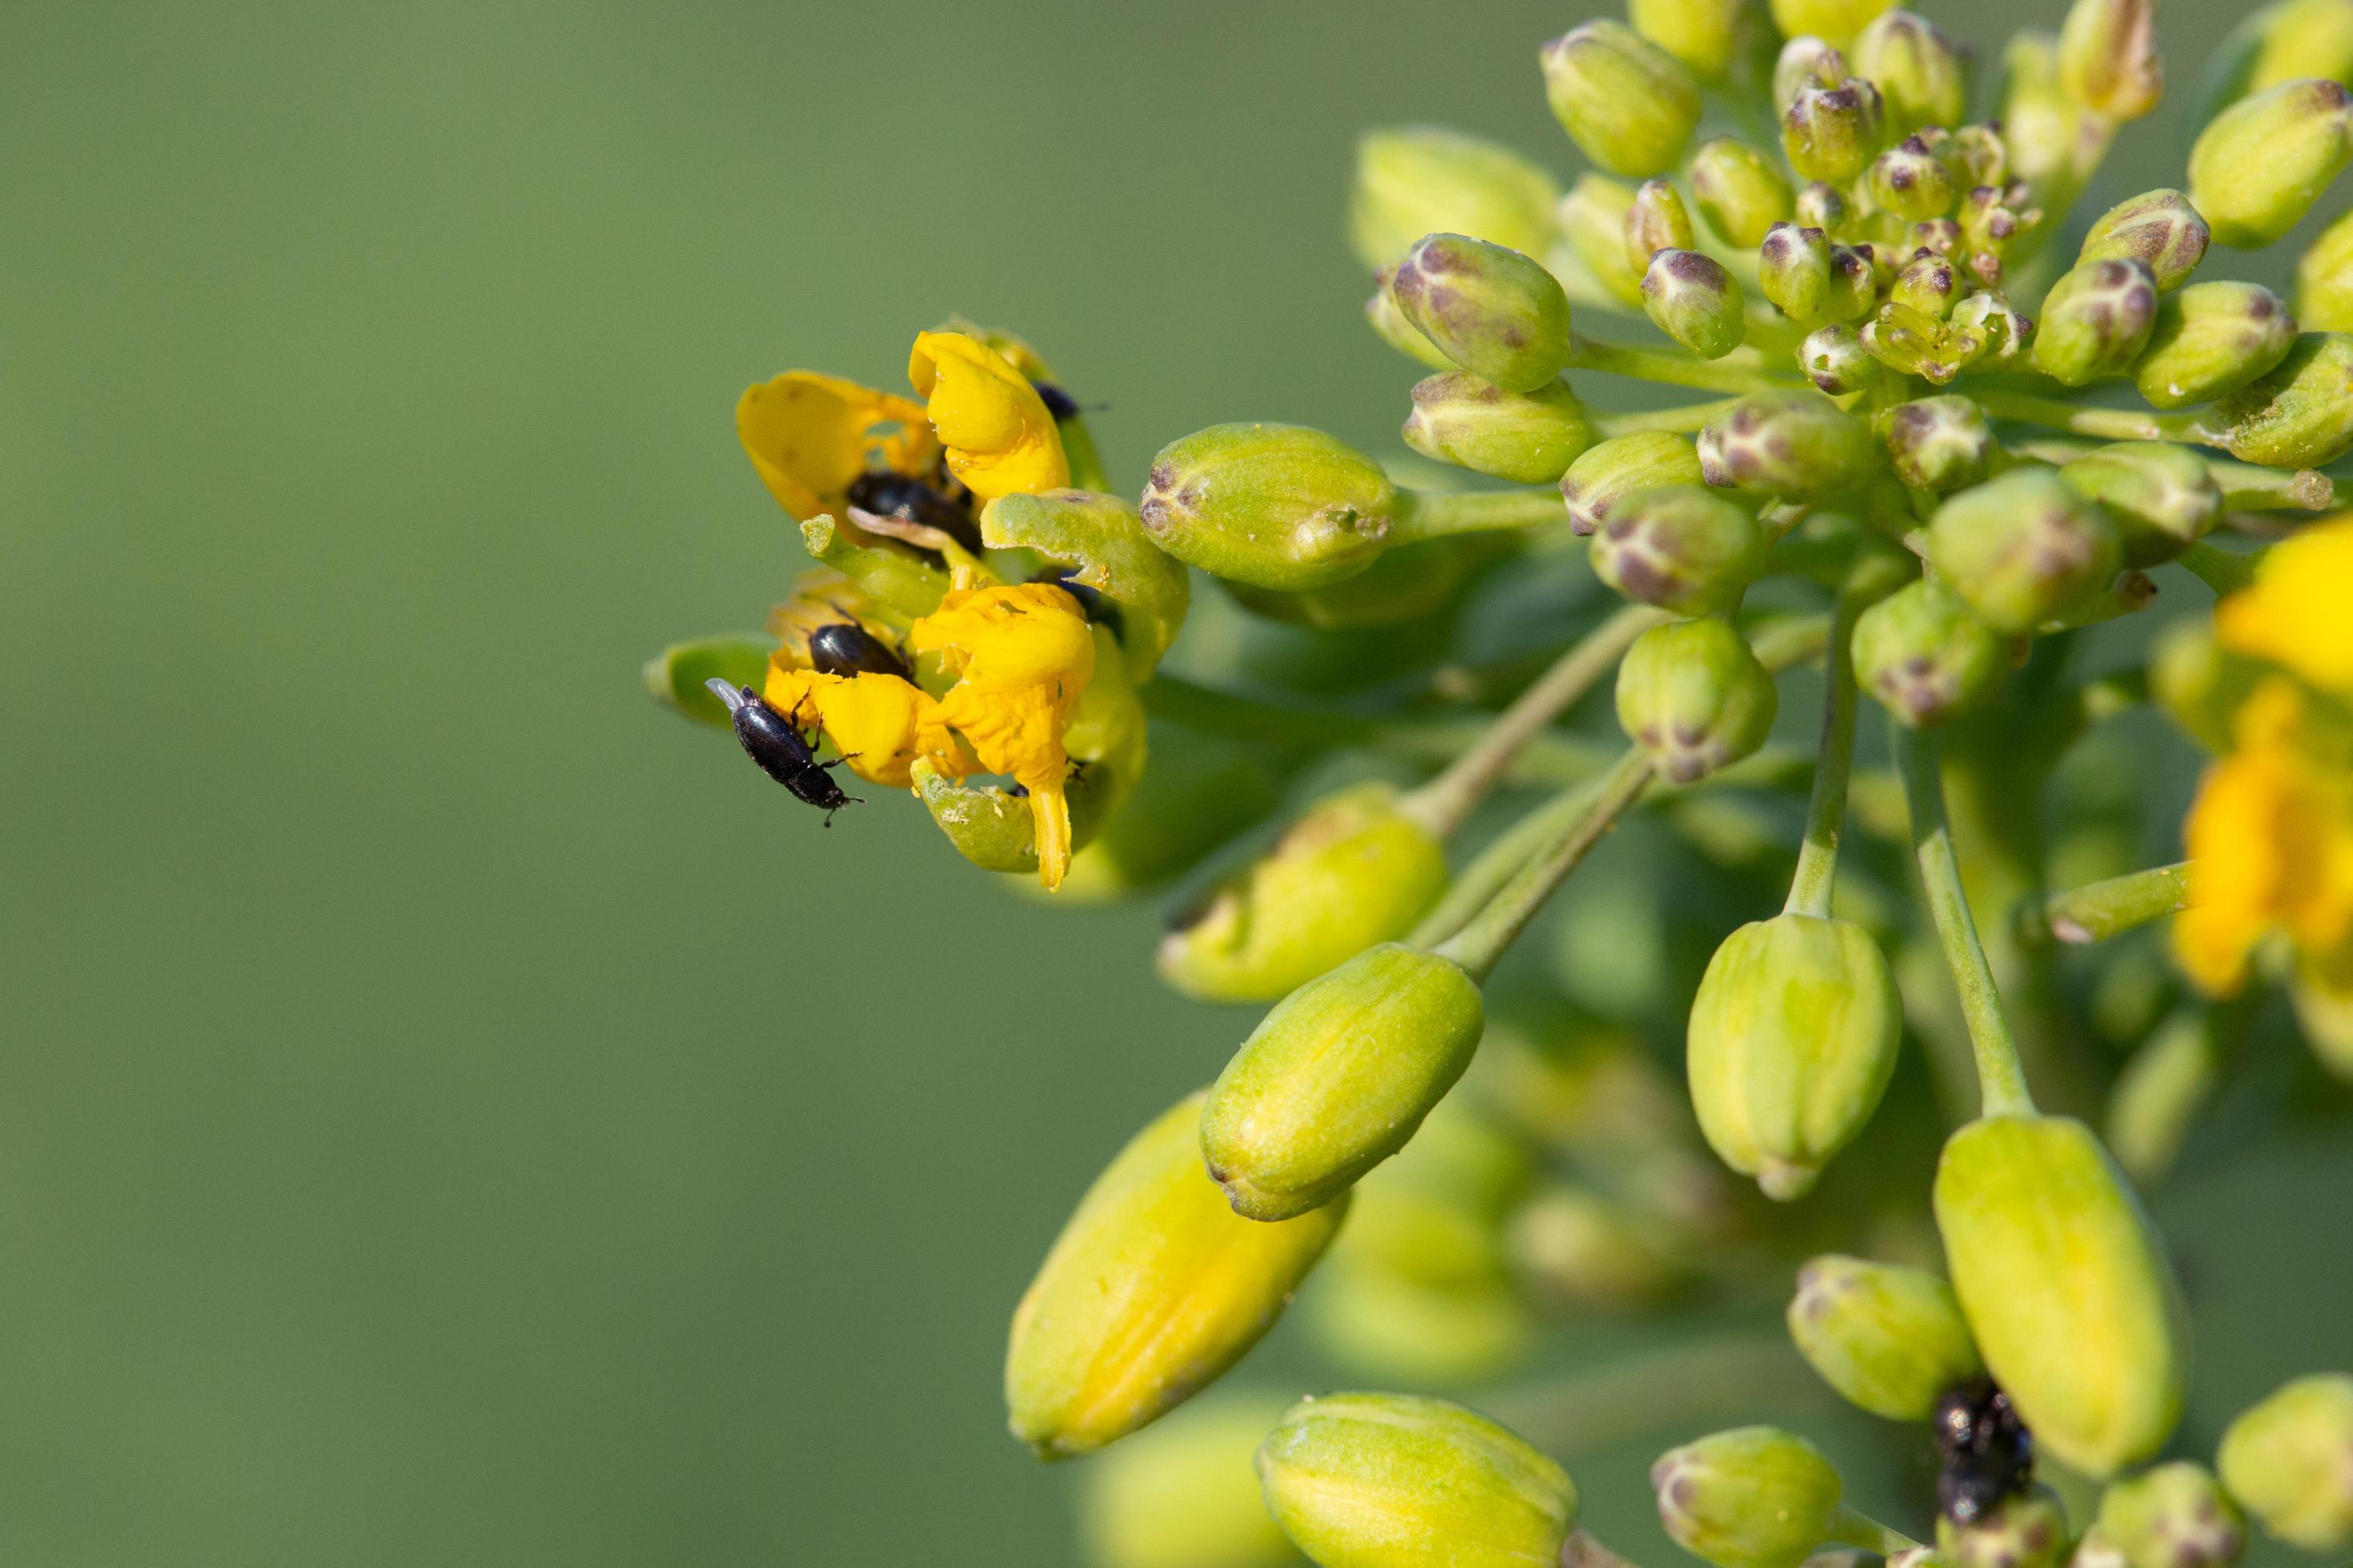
912 583 1095 889
736 371 938 522
763 665 966 792
908 331 1070 503
2216 515 2353 696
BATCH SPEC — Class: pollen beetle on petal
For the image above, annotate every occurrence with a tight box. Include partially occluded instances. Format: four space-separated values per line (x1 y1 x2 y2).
704 680 861 824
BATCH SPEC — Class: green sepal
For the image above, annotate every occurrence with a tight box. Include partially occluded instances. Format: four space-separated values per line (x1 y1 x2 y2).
799 515 951 620
644 632 774 728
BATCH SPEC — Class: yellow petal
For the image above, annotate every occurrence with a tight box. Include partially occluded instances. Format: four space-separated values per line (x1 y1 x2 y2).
906 332 1069 502
737 371 935 520
2216 516 2353 695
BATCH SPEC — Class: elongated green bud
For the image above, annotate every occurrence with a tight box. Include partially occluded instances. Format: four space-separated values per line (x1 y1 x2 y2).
1404 372 1596 483
2058 0 2163 121
2297 207 2353 330
1627 178 1698 271
1351 126 1564 273
2189 79 2353 248
1775 37 1849 106
1654 1427 1844 1568
1159 783 1448 1005
1688 914 1902 1199
2059 443 2223 567
1644 249 1749 358
1698 389 1876 497
2031 259 2159 387
1366 275 1457 369
2132 282 2297 409
1544 22 1704 178
2079 190 2210 294
1079 1393 1302 1568
1801 323 1884 394
1881 395 1993 493
1784 78 1888 184
1854 10 1970 133
1761 223 1835 322
1770 0 1897 49
1853 578 2009 727
1202 943 1484 1221
1143 423 1393 590
1006 1092 1347 1457
1937 1492 2073 1568
1925 468 2122 633
1788 1255 1983 1419
2218 1374 2353 1551
1561 431 1707 535
1561 174 1650 308
1616 617 1779 783
1259 1394 1577 1568
2210 331 2353 467
1870 136 1959 222
1934 1113 2190 1477
1630 0 1756 80
1692 138 1795 247
1391 234 1575 393
1590 483 1767 614
2098 1463 2247 1568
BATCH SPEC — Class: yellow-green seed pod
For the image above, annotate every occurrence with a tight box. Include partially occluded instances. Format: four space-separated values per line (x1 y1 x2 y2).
1258 1393 1577 1568
2131 283 2298 411
1543 21 1705 179
2058 443 2223 567
1937 1491 2073 1568
2210 331 2353 467
1631 0 1757 81
1788 1255 1983 1420
1698 389 1877 498
1933 1113 2190 1477
1006 1092 1347 1458
2218 1373 2353 1550
2079 190 2210 295
1560 174 1650 309
1142 423 1394 591
1562 431 1708 535
1616 617 1779 784
2058 0 2164 122
1366 275 1458 370
1350 126 1564 274
1654 1426 1845 1568
1761 223 1837 323
1769 0 1896 49
983 489 1193 681
1853 578 2010 728
2032 260 2160 387
1854 10 1970 133
1627 178 1699 272
2189 79 2353 248
2098 1462 2247 1568
1202 943 1485 1221
1692 138 1795 247
1644 249 1750 359
1591 483 1767 616
1784 78 1889 185
1880 395 1992 493
1158 783 1448 1005
1802 323 1885 395
2296 207 2353 330
1925 467 2122 634
1078 1392 1304 1568
1403 372 1596 483
1391 234 1576 394
1688 914 1902 1200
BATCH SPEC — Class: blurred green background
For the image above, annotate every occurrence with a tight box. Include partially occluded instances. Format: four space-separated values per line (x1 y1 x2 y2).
4 2 2348 1564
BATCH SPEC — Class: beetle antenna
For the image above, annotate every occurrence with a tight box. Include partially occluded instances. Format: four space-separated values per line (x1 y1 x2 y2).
704 678 750 713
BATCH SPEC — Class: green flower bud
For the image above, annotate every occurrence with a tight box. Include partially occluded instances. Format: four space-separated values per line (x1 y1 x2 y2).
1769 0 1897 49
1687 913 1902 1199
1259 1394 1576 1568
1796 179 1853 235
1006 1092 1347 1457
1880 395 1993 493
1698 389 1877 497
1925 468 2122 633
1854 10 1970 133
1801 323 1885 394
1825 245 1882 322
1079 1393 1302 1568
2058 0 2164 121
1785 78 1889 185
1653 1426 1844 1568
1391 234 1575 394
1590 483 1768 614
1959 186 2040 288
2079 190 2210 294
1776 38 1849 107
2189 79 2353 249
1950 290 2032 367
1853 579 2010 727
1159 783 1448 1005
2210 331 2353 467
1937 1492 2073 1568
645 632 774 730
1933 1113 2190 1477
1630 0 1758 80
1911 217 1963 258
1692 138 1796 247
1561 431 1707 535
1616 617 1779 784
1351 126 1564 273
2131 282 2298 411
1952 124 2010 187
1870 137 1960 222
1202 943 1485 1221
1644 249 1750 359
1544 21 1704 179
983 488 1194 680
1143 423 1393 591
2297 206 2353 330
1403 372 1596 483
1892 251 1963 318
2030 259 2160 387
2058 442 2223 567
1788 1255 1984 1419
1627 178 1699 271
1366 274 1458 370
1560 174 1650 309
1761 223 1836 323
1512 1181 1693 1309
2218 1373 2353 1551
2002 30 2090 187
2098 1463 2247 1568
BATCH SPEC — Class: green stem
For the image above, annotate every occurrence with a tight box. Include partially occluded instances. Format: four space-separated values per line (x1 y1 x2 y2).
2028 861 2194 945
2178 539 2263 596
1387 486 1568 545
1596 395 1747 437
1977 391 2214 447
1784 578 1875 919
1568 334 1801 395
1826 1506 1923 1555
1897 726 2038 1118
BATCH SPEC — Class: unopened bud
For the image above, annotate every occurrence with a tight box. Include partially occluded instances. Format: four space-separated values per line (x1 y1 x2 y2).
1391 233 1575 393
1951 291 2032 367
1854 10 1971 133
1006 1092 1347 1456
2188 79 2353 249
1912 217 1964 258
1544 21 1704 178
1937 1492 2073 1568
1259 1394 1577 1568
1870 137 1960 222
1861 302 1982 385
1892 251 1963 318
2059 443 2223 567
2132 282 2298 410
2210 331 2353 467
1367 274 1457 369
2297 207 2353 330
1630 0 1757 81
1788 1255 1984 1419
1699 389 1877 497
1785 78 1888 184
2002 31 2090 186
1925 468 2122 632
2030 259 2159 387
1959 186 2038 287
1801 323 1885 394
1627 178 1699 270
1692 138 1797 247
1881 395 1993 492
1853 578 2010 727
2058 0 2164 121
1404 372 1597 483
1562 431 1707 535
1776 37 1849 107
1769 0 1898 49
1142 423 1392 590
1653 1426 1845 1568
1616 616 1779 784
1761 223 1836 322
1351 126 1563 273
1079 1394 1301 1568
1645 249 1750 359
2097 1463 2247 1568
1591 483 1768 614
2079 190 2210 294
2218 1373 2353 1551
1561 174 1652 309
1796 179 1853 235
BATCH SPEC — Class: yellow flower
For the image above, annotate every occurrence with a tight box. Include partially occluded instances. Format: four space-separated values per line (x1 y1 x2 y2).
908 331 1070 503
912 583 1096 888
2216 516 2353 695
2174 679 2353 995
762 664 966 791
736 371 938 522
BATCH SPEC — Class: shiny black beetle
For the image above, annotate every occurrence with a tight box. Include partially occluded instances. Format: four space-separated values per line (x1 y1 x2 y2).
704 680 861 823
1933 1378 2034 1526
807 620 914 680
843 470 982 552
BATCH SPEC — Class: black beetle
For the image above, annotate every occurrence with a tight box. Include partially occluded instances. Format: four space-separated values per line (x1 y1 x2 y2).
1933 1378 2033 1526
844 470 982 552
703 680 861 824
1032 380 1080 420
808 620 913 680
